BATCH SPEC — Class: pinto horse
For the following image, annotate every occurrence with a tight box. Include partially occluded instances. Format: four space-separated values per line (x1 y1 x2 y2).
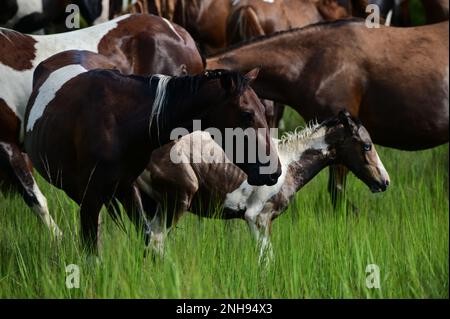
207 19 449 210
0 1 147 31
0 14 203 238
138 111 389 258
24 53 281 251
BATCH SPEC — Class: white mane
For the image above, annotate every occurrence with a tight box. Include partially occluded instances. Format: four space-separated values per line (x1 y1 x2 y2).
149 74 172 140
278 120 328 159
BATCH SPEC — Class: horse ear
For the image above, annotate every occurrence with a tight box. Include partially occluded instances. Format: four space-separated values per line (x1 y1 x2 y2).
338 109 357 133
245 68 260 83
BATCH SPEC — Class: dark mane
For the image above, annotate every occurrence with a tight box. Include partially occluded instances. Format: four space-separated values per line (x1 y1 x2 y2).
161 69 251 98
208 18 365 58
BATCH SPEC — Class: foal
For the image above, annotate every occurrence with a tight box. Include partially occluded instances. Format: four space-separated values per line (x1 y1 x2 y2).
139 111 390 257
24 64 281 252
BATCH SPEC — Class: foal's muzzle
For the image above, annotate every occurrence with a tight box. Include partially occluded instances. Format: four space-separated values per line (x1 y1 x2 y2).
370 179 390 193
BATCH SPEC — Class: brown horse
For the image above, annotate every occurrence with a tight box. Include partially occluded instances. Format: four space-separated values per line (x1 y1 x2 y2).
138 111 389 258
159 0 356 54
207 19 449 209
24 52 281 251
0 14 203 238
226 0 352 127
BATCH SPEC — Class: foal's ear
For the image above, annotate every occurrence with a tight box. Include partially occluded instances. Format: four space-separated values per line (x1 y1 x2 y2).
338 109 358 134
245 68 260 83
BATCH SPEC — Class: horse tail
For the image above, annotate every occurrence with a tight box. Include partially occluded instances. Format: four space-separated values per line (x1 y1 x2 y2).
226 5 265 46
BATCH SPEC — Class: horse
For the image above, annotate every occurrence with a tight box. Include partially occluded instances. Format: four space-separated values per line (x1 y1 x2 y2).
23 53 282 252
153 0 357 55
137 111 389 259
207 19 449 210
421 0 449 24
0 14 203 238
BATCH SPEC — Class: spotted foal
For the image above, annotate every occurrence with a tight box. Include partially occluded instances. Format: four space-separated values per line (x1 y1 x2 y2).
139 111 390 259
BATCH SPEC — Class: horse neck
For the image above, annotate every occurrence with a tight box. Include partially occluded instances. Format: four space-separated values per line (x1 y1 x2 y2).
206 35 309 104
278 126 334 196
148 75 223 144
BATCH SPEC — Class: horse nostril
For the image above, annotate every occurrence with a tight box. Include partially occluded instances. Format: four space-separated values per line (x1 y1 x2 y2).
385 180 390 187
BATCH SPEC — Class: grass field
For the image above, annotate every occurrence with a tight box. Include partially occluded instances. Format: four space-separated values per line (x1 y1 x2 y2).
0 107 448 298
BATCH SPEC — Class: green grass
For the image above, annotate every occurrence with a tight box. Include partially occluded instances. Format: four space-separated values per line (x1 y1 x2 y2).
0 108 448 298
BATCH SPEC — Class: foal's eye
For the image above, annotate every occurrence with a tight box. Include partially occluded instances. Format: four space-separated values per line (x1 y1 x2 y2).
241 111 255 125
363 143 372 152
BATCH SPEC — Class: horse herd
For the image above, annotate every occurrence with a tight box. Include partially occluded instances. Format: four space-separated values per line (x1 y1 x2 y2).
0 1 448 259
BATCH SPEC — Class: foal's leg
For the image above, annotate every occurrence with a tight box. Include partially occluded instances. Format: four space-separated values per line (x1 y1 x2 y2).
148 193 191 257
244 208 274 264
328 165 359 213
0 142 62 239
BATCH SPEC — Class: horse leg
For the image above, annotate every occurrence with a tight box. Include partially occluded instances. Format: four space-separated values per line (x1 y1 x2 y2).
148 192 191 257
118 184 152 245
0 142 62 239
79 193 103 255
328 165 359 213
244 208 274 265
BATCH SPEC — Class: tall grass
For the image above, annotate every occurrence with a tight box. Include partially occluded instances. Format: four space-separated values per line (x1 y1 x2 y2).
0 108 448 298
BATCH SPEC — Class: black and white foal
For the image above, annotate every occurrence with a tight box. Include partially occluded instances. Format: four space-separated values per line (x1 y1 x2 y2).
139 111 390 259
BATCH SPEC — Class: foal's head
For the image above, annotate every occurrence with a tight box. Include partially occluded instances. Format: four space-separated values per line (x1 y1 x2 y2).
194 69 282 186
328 111 390 193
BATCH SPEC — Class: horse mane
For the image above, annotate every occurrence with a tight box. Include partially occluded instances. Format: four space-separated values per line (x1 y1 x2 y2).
147 69 251 137
148 74 172 139
278 116 345 154
208 18 365 58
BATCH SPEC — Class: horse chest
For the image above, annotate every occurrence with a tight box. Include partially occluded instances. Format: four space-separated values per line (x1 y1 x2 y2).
223 165 288 215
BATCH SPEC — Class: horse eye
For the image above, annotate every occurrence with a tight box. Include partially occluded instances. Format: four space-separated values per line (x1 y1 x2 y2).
241 111 255 125
363 143 372 152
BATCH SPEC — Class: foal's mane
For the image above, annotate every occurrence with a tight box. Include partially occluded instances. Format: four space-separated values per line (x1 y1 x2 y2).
208 18 365 58
279 117 342 153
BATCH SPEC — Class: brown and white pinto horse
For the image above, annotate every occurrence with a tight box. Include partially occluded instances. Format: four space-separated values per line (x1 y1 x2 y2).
0 14 203 238
138 111 389 258
24 53 281 251
207 19 449 210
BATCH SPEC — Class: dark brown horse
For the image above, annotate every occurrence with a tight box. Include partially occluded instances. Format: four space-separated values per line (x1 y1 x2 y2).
207 19 449 209
24 51 281 251
0 14 203 238
138 111 389 258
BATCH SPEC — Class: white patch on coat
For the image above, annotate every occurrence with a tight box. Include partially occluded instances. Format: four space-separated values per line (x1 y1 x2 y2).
31 179 63 238
0 15 129 141
374 150 389 183
385 9 393 26
224 124 329 214
4 0 44 28
94 0 111 25
26 64 88 132
122 0 138 12
162 18 184 41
